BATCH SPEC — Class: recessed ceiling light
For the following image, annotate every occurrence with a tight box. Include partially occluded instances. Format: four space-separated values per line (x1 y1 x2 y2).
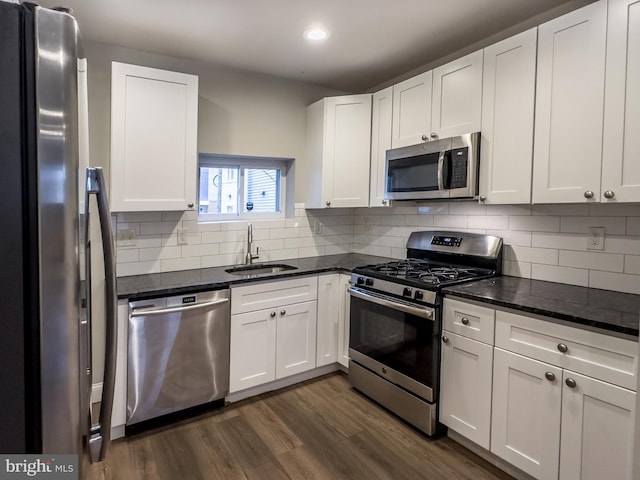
303 28 330 42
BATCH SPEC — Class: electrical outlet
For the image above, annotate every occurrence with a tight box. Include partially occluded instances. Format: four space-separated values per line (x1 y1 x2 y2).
363 217 371 231
313 220 322 235
116 229 136 247
177 228 189 245
587 227 605 250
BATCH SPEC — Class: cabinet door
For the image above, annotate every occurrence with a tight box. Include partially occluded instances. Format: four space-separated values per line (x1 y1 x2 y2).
480 29 537 204
316 275 339 367
391 71 433 148
601 0 640 202
432 50 483 139
110 62 198 211
560 370 636 480
276 301 317 379
532 1 607 203
323 95 372 208
337 274 351 368
440 331 493 449
229 309 277 392
491 348 562 480
370 87 393 207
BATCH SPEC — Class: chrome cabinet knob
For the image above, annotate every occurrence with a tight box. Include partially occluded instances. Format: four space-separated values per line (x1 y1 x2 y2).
187 202 194 208
442 336 449 344
421 134 428 141
565 378 577 388
584 190 594 199
545 372 556 381
461 317 470 325
382 199 388 205
431 133 438 140
280 309 286 316
270 311 276 318
604 190 615 199
479 195 486 202
557 343 568 353
325 201 331 207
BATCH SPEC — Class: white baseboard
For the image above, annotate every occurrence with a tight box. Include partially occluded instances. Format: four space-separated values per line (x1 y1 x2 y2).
91 382 103 405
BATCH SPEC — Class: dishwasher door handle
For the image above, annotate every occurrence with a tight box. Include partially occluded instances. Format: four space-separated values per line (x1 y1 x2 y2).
130 297 230 317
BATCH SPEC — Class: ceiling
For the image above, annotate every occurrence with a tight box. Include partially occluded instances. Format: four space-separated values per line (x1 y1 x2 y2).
38 0 585 92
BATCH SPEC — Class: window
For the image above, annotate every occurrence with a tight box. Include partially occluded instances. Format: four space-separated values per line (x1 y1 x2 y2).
198 154 288 221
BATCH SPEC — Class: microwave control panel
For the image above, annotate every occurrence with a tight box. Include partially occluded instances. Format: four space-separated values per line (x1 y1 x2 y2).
448 147 468 189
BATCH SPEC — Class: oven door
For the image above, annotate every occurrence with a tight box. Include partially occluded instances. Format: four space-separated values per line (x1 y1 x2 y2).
348 287 439 402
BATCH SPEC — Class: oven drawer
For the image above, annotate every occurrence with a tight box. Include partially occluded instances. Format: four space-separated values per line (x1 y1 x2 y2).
443 297 495 345
495 310 638 390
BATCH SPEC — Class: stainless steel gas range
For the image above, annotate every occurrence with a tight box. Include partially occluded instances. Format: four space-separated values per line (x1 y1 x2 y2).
348 230 503 435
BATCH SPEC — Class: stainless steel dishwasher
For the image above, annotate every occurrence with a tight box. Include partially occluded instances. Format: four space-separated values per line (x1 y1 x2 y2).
127 289 230 425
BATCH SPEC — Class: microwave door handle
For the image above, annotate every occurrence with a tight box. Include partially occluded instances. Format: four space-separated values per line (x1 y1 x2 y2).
437 150 446 191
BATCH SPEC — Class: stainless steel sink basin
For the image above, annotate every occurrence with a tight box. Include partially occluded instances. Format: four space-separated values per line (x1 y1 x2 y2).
224 263 298 276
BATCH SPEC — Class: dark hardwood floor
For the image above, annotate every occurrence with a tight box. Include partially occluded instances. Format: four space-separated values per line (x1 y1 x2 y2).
89 373 514 480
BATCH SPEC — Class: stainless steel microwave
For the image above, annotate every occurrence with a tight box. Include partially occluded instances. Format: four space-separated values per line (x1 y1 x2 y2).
385 132 480 201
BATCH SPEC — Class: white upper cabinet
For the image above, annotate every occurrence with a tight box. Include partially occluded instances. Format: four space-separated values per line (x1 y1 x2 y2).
391 71 433 148
480 29 537 204
431 50 484 139
369 87 393 207
302 95 372 208
110 62 198 212
532 1 607 204
601 0 640 202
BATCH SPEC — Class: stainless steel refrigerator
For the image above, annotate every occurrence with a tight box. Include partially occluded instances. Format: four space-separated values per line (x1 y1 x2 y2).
0 2 116 474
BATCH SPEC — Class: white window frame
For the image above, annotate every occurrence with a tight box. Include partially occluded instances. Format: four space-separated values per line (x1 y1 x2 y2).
198 153 288 222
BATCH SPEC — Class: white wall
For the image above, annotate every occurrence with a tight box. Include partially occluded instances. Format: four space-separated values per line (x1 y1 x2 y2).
83 41 345 195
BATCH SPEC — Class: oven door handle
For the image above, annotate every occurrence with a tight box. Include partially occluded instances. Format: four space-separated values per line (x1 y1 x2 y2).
348 287 435 321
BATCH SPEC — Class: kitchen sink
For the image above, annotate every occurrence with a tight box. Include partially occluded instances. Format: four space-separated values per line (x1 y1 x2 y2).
224 263 298 276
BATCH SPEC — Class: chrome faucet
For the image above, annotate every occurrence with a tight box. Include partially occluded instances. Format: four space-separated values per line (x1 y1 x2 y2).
245 223 259 265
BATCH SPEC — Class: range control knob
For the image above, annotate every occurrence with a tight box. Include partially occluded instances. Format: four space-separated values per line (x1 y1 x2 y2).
403 287 412 297
414 290 423 300
356 277 365 285
365 278 374 287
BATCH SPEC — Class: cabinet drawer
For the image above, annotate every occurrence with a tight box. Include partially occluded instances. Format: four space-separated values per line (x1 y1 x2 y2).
495 310 638 390
231 276 318 315
443 298 495 345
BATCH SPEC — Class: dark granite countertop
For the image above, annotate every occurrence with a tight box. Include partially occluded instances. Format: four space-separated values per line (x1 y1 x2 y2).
443 276 640 338
117 253 393 301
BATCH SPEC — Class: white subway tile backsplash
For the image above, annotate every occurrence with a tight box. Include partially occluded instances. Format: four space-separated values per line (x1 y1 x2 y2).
509 215 560 232
114 203 640 295
503 260 532 278
560 216 627 235
532 232 585 251
161 257 201 272
505 246 558 265
559 250 624 273
588 271 640 295
433 215 468 228
468 215 509 230
624 255 640 275
531 264 589 287
139 245 182 262
627 217 640 236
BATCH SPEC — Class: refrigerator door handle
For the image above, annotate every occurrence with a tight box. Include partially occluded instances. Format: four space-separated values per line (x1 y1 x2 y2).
85 167 117 463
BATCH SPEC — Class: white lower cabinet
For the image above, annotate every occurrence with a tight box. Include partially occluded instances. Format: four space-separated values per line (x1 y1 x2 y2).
230 277 318 393
440 331 493 449
317 273 351 368
442 297 638 480
559 370 636 480
491 348 563 480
